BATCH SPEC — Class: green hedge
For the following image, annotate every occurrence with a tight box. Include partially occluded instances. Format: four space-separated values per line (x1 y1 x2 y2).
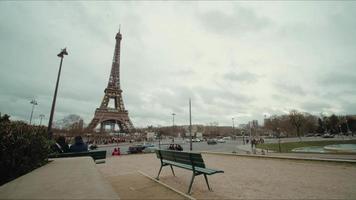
0 116 51 185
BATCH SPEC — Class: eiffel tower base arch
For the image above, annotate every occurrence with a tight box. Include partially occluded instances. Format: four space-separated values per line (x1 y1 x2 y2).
87 109 134 133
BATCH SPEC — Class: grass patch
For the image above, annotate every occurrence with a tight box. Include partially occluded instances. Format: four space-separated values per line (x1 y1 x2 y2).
256 140 356 153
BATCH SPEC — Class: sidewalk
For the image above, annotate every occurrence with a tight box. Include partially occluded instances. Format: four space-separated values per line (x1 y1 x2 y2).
97 153 356 199
0 157 119 200
105 172 186 199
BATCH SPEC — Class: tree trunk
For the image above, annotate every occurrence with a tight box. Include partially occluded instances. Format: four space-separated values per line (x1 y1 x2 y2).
297 127 302 141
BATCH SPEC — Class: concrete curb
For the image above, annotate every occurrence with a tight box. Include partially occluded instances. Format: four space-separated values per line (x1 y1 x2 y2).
137 171 196 200
200 151 356 164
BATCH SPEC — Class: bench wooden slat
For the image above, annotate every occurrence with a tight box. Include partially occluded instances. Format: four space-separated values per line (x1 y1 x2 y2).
173 158 192 165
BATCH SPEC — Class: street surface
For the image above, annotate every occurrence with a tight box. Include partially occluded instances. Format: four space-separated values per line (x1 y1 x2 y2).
98 135 356 158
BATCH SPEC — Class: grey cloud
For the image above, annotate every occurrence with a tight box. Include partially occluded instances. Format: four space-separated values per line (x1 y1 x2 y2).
197 6 271 36
192 85 254 117
274 82 305 96
301 101 331 113
2 3 356 127
320 72 356 87
224 71 259 84
341 101 356 114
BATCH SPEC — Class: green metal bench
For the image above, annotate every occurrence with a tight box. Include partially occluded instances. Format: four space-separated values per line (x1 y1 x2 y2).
155 149 224 194
49 150 107 164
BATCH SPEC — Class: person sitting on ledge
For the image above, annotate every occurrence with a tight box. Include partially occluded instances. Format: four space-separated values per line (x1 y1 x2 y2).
52 136 70 153
69 136 88 152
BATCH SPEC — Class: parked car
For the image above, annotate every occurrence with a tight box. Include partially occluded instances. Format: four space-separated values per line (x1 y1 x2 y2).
217 139 226 143
305 133 314 137
322 133 335 138
192 138 201 142
89 144 98 150
207 139 217 145
143 143 155 148
222 136 231 140
142 146 158 153
127 145 145 154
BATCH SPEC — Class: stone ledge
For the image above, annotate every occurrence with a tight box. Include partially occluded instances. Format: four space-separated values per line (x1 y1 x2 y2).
0 157 119 200
201 151 356 164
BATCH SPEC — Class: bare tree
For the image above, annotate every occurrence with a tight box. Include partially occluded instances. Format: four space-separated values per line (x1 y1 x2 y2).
289 110 305 140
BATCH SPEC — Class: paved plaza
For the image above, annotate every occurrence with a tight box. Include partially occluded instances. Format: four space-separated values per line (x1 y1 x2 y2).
98 153 356 199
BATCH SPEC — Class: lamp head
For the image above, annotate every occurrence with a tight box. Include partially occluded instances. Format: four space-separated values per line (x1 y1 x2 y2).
57 48 68 57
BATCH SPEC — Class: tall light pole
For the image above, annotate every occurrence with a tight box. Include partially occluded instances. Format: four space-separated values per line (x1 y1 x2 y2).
172 113 176 127
232 117 235 134
29 99 38 125
189 98 192 151
48 48 68 139
172 113 176 143
345 118 352 136
39 114 45 126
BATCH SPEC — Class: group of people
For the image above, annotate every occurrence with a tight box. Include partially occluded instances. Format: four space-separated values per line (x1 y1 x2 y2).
168 144 183 151
52 136 88 154
249 137 265 152
112 148 121 156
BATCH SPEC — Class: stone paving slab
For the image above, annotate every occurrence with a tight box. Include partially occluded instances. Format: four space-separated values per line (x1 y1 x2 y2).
105 172 186 199
0 157 119 200
98 153 356 199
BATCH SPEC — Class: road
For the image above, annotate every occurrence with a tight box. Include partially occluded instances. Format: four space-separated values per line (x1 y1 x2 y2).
98 135 356 157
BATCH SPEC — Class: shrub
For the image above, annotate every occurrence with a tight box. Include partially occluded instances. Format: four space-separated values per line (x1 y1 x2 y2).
0 115 50 185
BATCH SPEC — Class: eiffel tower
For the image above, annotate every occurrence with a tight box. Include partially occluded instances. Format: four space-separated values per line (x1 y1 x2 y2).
87 30 134 133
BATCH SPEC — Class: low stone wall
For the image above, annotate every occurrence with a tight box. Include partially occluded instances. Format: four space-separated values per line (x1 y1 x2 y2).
0 157 119 200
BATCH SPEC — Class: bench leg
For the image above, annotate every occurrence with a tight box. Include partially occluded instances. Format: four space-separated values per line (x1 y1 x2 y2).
156 165 163 180
170 165 175 176
187 173 196 195
203 174 212 191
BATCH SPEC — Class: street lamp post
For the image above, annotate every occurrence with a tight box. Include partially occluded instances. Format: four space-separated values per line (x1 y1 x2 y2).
277 128 282 153
189 98 192 151
29 99 38 125
39 114 45 126
47 48 68 139
172 113 176 143
172 113 176 127
339 125 344 140
242 131 245 145
345 118 352 136
232 117 235 131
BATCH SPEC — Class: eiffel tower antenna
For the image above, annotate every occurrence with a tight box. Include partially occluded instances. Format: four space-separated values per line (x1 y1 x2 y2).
87 30 134 133
119 24 121 33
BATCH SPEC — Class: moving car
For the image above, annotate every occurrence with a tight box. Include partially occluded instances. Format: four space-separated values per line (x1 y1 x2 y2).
207 139 217 145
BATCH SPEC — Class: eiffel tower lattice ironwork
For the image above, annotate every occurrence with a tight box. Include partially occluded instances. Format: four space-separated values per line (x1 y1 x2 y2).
87 30 134 133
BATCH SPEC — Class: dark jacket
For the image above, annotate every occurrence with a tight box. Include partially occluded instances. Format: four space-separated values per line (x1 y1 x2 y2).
69 142 88 152
69 136 88 152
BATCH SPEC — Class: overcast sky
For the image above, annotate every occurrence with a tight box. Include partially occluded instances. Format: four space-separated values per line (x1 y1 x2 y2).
1 2 356 127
